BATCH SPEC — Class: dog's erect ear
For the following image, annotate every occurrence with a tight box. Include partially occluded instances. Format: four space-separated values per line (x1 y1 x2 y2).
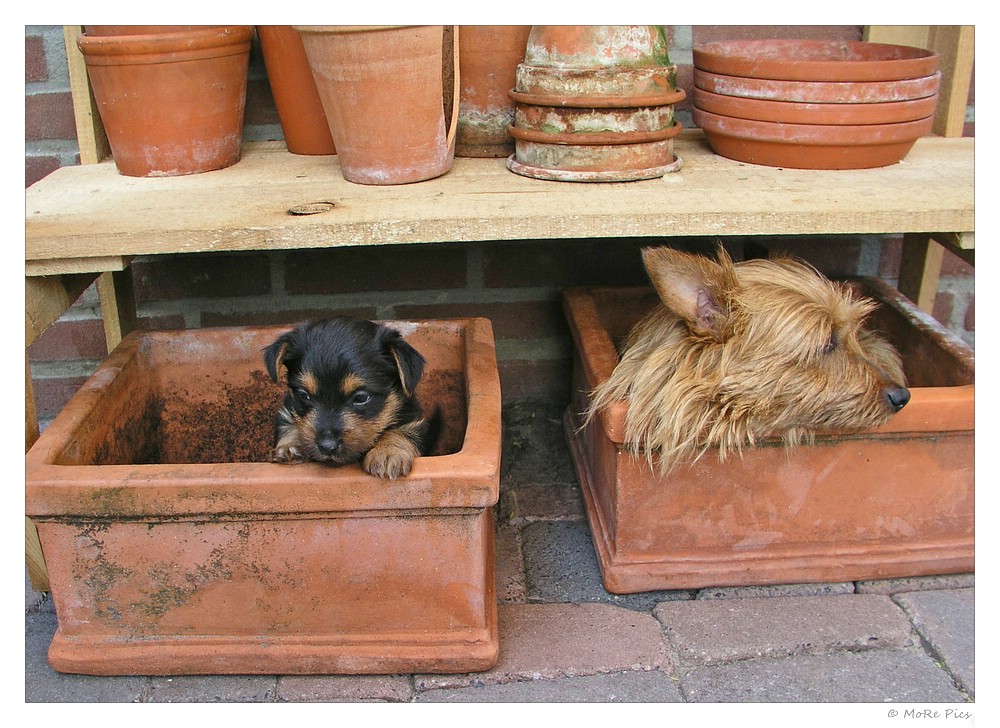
641 246 738 341
263 329 299 383
378 326 426 398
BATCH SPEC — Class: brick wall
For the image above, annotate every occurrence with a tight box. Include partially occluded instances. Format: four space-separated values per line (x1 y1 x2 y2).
25 25 975 426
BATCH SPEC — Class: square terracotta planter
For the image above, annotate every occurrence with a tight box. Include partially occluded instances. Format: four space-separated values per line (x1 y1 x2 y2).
26 319 501 675
563 278 974 593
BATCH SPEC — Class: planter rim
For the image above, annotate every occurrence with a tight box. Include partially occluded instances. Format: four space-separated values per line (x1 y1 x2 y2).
694 68 941 103
509 87 685 109
509 120 682 146
78 25 252 58
294 25 424 33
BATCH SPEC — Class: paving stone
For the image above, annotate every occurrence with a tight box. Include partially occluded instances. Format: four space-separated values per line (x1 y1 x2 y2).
655 594 913 666
25 606 146 703
276 674 412 702
522 520 694 610
500 482 585 524
148 675 277 703
895 588 974 697
415 669 683 702
495 522 527 603
856 573 975 595
697 582 855 599
414 602 670 690
500 399 578 490
681 648 967 703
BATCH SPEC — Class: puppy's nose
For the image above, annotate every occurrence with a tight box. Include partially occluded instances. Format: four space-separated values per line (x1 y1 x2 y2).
316 431 342 455
885 386 910 412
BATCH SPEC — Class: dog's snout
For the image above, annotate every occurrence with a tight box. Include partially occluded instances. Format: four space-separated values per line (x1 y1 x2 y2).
885 386 911 412
316 430 342 455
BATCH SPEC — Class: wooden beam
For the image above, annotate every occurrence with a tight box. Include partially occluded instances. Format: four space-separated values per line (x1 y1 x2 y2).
897 233 946 313
97 269 139 352
63 25 110 164
25 273 99 347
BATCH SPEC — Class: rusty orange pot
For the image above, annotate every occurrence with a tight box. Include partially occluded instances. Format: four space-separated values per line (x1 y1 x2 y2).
25 319 501 675
258 25 336 155
296 25 459 185
562 279 974 594
456 25 531 157
77 26 252 177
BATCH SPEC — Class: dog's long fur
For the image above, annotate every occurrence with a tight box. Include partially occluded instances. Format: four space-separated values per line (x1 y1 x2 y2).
264 317 436 479
586 246 910 473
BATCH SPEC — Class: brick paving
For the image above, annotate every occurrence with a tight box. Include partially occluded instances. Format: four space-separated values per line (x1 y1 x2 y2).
25 399 975 705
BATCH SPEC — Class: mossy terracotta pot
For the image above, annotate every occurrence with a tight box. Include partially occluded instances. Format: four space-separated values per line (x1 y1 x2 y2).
296 25 459 185
258 25 336 155
77 26 252 177
562 279 974 594
25 319 501 675
455 25 531 157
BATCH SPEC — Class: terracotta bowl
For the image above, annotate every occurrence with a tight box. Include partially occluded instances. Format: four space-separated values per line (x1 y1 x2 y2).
694 69 941 104
693 39 940 82
693 107 934 169
693 87 938 125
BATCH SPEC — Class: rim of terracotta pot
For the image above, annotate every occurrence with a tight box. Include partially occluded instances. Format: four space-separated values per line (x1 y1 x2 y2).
524 26 671 69
693 40 940 82
506 147 683 182
509 119 683 146
693 107 934 145
692 87 939 125
294 25 416 34
84 25 222 37
78 25 253 62
509 87 685 110
693 69 941 104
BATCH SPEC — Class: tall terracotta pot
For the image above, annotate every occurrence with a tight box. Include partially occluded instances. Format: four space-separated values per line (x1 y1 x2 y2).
257 25 336 155
77 26 252 177
456 25 530 158
295 25 459 185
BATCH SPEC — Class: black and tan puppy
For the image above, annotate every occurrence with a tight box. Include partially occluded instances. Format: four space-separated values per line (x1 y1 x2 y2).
263 317 435 479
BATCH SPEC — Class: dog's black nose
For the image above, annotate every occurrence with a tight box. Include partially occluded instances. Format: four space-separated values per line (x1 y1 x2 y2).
316 431 342 455
886 386 911 412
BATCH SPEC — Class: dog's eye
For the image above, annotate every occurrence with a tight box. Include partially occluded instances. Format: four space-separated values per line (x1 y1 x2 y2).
294 388 312 402
351 391 371 407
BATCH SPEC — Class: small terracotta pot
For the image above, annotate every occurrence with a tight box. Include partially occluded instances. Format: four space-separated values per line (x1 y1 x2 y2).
78 26 252 177
84 25 215 37
693 107 934 169
693 87 938 125
455 25 531 158
296 25 459 185
257 25 336 155
692 39 940 82
694 68 941 104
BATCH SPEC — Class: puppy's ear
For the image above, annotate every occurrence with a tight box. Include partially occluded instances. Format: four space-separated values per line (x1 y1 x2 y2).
263 329 299 383
378 326 426 398
640 246 739 341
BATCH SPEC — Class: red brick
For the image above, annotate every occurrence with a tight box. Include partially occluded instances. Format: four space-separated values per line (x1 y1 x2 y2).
284 245 467 294
132 254 272 301
747 237 863 277
484 239 649 289
25 92 78 140
395 300 567 341
25 156 64 188
941 247 974 277
932 290 954 326
25 35 48 82
202 306 378 328
30 376 89 420
28 319 108 361
963 295 974 331
499 359 573 403
692 26 861 44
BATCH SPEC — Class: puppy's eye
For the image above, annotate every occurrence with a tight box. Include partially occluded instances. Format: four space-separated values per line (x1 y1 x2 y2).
293 388 312 402
351 391 371 407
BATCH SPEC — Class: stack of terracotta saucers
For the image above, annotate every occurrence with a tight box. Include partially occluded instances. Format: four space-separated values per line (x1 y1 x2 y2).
691 39 940 169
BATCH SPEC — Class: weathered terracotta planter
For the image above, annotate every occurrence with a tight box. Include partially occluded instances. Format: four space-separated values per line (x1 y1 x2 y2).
258 25 336 155
296 25 459 185
693 107 934 169
693 68 941 104
692 40 940 82
77 26 252 177
456 25 531 157
25 319 501 675
563 279 974 593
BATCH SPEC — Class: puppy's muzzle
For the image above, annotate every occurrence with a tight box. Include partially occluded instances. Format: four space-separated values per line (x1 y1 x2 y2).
885 386 910 412
316 429 343 457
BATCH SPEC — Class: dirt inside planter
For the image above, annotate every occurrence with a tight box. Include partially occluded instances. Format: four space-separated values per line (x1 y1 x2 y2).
55 326 469 467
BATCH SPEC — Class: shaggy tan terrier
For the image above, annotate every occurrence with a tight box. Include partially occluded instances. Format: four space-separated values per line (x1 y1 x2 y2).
587 246 910 473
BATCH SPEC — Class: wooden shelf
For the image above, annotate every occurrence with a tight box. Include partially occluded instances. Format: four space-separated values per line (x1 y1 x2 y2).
25 131 974 276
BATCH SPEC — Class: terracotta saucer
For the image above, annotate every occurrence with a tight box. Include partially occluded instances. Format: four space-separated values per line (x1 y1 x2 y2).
694 69 941 104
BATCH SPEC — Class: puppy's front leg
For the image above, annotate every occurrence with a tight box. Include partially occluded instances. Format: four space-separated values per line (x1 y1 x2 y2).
363 420 427 479
270 407 305 464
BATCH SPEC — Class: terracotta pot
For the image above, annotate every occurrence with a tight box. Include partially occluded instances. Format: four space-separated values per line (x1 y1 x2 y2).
84 25 217 36
562 279 974 593
507 26 684 182
692 39 940 82
295 25 459 185
257 25 336 155
693 68 941 104
77 26 252 177
693 107 934 169
25 318 501 675
455 25 531 157
693 87 938 125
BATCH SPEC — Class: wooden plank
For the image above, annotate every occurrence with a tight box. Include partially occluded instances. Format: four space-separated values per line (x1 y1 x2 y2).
927 25 975 138
24 134 975 272
898 233 946 312
63 25 110 165
97 269 138 351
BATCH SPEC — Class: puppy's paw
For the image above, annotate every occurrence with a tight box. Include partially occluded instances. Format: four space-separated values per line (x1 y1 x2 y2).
363 432 419 480
271 445 304 464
